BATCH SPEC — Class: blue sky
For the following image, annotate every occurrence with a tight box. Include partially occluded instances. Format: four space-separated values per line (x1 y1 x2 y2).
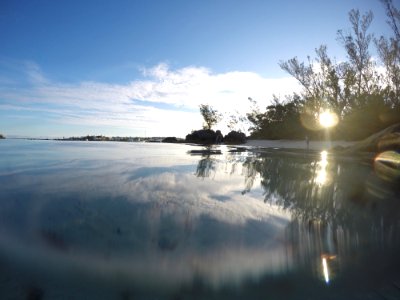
0 0 392 138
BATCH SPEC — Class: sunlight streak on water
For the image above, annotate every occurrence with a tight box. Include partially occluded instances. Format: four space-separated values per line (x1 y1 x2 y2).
315 150 329 186
322 257 329 284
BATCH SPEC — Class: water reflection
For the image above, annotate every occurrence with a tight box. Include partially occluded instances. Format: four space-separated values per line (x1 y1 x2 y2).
241 148 400 290
195 153 218 178
315 150 329 186
0 141 399 298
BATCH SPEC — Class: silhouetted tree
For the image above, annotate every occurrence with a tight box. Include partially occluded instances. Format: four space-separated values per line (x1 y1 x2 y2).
376 0 400 107
199 104 221 130
337 9 377 99
249 3 400 140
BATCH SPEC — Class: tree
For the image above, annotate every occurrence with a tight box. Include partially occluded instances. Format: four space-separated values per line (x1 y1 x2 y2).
246 97 266 134
227 111 247 133
337 9 377 100
199 104 221 130
279 46 347 118
380 0 400 40
248 3 400 140
376 0 400 107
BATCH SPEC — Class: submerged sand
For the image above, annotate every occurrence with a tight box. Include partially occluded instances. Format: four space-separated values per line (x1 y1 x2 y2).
245 139 356 151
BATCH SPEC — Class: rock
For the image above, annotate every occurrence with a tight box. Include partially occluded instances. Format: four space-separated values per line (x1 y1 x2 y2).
223 131 247 144
185 129 247 144
185 129 219 144
188 149 222 155
162 137 179 143
215 130 223 144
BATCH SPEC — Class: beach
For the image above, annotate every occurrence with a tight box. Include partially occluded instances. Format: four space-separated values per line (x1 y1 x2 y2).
245 139 356 151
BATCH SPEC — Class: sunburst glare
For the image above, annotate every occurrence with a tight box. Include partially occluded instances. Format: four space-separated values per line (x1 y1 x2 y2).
319 110 339 128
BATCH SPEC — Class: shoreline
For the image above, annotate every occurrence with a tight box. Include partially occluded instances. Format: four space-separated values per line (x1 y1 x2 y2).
245 139 356 151
2 137 356 151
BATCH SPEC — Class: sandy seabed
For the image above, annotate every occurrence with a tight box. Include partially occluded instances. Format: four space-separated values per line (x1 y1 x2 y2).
245 139 356 151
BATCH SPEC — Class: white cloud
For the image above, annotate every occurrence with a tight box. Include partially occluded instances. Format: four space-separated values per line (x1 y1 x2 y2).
24 61 49 85
0 62 302 137
133 64 301 112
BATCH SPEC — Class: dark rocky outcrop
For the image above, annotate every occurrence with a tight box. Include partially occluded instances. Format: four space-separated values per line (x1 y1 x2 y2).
188 149 222 155
215 130 223 144
185 129 247 145
162 137 179 143
223 131 247 144
185 129 220 144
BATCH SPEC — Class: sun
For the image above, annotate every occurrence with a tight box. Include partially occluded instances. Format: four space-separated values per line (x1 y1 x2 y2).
319 111 338 128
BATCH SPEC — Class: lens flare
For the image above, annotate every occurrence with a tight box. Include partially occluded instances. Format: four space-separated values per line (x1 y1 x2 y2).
374 151 400 181
322 257 330 284
319 111 338 128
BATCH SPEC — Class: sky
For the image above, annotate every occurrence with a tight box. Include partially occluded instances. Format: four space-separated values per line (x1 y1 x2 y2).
0 0 393 138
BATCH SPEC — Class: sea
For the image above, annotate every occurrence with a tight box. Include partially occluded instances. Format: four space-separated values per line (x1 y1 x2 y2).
0 139 399 299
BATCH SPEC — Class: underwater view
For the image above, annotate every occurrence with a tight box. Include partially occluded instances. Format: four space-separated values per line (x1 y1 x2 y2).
0 139 399 299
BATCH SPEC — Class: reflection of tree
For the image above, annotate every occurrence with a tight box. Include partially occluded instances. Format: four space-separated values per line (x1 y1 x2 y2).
192 147 400 241
242 150 400 228
242 156 263 194
191 146 222 178
242 150 400 283
195 154 217 178
194 149 252 179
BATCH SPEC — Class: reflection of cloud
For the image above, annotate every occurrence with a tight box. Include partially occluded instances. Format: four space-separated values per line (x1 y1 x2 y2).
0 148 291 291
123 168 289 227
2 141 400 297
0 60 301 136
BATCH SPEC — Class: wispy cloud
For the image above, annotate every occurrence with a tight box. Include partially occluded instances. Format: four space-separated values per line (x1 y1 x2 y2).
0 60 301 137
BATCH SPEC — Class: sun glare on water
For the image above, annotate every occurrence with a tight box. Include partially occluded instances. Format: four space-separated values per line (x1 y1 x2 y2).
322 257 330 284
319 111 338 128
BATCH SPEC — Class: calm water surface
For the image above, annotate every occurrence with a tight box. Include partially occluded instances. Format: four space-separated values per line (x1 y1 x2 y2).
0 139 399 299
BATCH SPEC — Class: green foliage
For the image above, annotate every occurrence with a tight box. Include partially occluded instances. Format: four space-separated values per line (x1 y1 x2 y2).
248 95 318 139
199 104 221 130
339 96 400 140
249 1 400 140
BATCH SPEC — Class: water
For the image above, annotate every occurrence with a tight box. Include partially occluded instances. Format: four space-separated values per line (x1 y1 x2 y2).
0 139 399 299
